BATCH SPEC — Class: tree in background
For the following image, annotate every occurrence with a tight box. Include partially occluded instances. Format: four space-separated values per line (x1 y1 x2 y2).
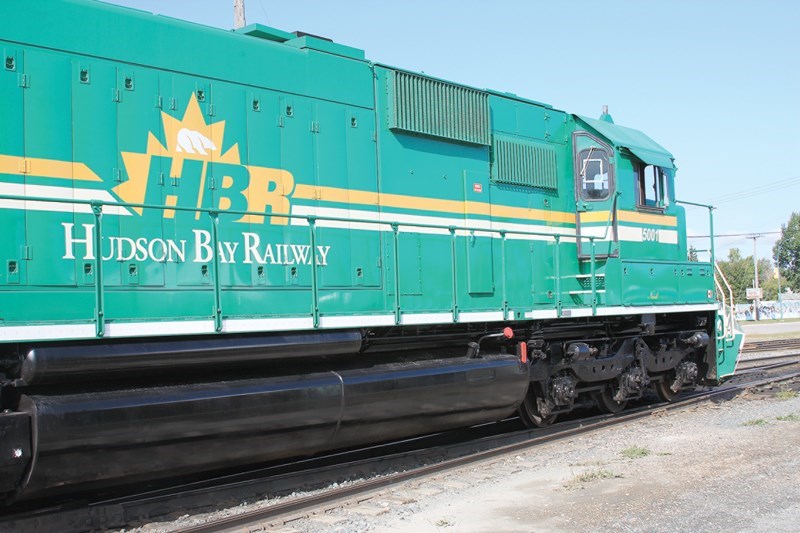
774 212 800 291
716 248 774 302
687 245 699 262
760 273 788 301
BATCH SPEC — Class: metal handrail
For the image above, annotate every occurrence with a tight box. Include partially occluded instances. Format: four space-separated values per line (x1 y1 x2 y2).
675 199 716 268
676 199 732 340
0 192 578 240
713 276 731 339
0 192 629 334
714 262 736 341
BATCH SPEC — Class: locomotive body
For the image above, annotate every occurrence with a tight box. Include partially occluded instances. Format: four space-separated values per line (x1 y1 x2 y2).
0 0 742 501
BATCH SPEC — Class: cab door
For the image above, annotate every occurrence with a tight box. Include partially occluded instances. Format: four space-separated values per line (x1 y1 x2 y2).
573 132 617 258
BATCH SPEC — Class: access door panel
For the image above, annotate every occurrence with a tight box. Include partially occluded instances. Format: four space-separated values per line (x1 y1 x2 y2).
0 47 26 286
24 49 75 287
72 59 120 287
117 66 164 286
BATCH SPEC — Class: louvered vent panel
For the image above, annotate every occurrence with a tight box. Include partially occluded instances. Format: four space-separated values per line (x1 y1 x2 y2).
492 136 559 190
390 70 489 145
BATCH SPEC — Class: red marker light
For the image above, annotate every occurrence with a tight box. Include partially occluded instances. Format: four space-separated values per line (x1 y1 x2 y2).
503 327 514 339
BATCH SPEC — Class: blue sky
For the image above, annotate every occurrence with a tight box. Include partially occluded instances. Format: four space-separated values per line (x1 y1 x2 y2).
102 0 799 264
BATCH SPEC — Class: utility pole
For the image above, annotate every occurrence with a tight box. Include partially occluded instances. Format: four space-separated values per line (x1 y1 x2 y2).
777 240 784 320
234 0 247 29
749 235 761 321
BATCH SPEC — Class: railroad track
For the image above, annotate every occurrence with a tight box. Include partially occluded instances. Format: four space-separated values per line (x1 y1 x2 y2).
735 352 800 372
742 337 800 353
179 369 800 533
5 358 798 533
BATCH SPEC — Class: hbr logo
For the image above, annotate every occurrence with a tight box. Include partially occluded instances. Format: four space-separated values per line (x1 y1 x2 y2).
114 94 296 225
143 155 295 225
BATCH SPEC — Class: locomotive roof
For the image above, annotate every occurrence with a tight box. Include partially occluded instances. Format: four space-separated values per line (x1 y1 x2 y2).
577 115 675 170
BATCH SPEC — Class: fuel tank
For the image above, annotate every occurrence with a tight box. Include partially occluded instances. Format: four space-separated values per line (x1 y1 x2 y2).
14 352 528 500
20 330 364 385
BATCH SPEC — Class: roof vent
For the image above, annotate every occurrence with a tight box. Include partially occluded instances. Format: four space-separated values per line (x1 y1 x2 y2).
236 24 294 43
284 34 365 60
237 24 365 60
292 31 333 43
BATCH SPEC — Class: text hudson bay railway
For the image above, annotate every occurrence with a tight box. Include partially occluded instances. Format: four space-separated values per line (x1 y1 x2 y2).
0 0 743 502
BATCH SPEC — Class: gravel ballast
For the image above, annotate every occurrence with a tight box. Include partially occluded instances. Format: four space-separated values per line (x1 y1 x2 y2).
285 387 800 533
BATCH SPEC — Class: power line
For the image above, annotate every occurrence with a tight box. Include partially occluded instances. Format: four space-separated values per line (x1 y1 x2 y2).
257 0 270 25
715 176 800 200
688 231 781 239
707 175 800 203
715 183 800 205
703 175 800 205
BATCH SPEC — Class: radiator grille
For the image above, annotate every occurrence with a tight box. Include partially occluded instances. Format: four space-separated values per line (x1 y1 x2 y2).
389 70 489 145
492 136 558 190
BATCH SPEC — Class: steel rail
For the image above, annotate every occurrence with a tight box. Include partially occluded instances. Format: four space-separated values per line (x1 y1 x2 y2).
742 338 800 353
4 364 796 533
733 353 800 375
736 353 800 368
179 370 800 533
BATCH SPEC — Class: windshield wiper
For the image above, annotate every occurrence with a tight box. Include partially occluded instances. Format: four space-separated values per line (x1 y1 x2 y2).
579 146 596 178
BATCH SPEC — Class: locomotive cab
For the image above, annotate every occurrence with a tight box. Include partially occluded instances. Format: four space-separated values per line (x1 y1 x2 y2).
573 112 683 263
568 111 741 381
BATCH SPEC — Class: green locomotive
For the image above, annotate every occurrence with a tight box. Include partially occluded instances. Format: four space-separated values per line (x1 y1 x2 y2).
0 0 742 500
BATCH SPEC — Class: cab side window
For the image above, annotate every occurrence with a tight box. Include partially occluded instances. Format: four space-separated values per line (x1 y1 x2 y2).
634 163 667 209
578 147 610 200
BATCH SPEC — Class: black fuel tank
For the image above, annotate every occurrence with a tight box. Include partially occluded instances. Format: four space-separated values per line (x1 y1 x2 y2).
16 353 527 499
20 330 363 385
19 371 343 497
335 356 529 447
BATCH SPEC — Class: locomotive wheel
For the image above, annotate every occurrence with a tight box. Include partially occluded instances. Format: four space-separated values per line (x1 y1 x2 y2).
518 392 557 428
653 372 680 402
593 385 627 414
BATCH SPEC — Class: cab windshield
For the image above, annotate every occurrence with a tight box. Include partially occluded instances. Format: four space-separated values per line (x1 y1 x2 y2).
578 147 610 200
